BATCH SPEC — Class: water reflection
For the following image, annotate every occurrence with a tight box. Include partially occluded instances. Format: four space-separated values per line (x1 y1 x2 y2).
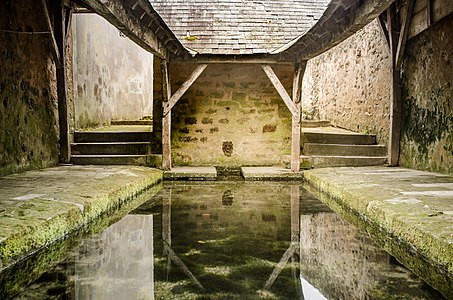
72 215 154 299
11 182 443 299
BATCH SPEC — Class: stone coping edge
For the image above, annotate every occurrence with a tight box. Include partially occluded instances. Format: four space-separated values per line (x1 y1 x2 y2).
0 168 163 272
303 170 453 299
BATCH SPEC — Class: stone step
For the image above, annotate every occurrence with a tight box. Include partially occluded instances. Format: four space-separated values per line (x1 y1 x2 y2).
74 131 151 143
71 142 151 155
303 143 387 156
302 132 376 145
70 154 162 167
111 120 152 125
301 155 388 168
301 120 331 128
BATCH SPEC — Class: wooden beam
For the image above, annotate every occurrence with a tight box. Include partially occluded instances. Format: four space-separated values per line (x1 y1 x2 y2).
162 61 172 170
261 64 299 117
64 6 73 44
41 0 61 68
396 0 416 70
163 64 207 116
378 13 390 48
290 62 306 172
387 4 402 166
172 55 295 65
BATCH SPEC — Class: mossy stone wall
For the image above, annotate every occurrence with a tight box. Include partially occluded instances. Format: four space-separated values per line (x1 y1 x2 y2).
0 0 60 176
400 14 453 175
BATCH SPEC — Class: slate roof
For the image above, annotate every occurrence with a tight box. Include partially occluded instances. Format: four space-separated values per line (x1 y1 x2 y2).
150 0 330 55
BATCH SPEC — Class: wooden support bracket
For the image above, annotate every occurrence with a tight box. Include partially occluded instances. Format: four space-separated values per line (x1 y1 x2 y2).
261 64 299 117
395 0 416 70
41 0 62 68
163 64 207 116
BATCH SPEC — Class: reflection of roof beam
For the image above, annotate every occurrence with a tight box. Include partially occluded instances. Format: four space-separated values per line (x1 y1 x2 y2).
163 242 205 291
81 0 187 59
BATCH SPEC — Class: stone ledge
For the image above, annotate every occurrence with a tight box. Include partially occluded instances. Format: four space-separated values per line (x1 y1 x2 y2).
164 166 217 180
241 166 303 181
303 166 453 299
0 165 163 271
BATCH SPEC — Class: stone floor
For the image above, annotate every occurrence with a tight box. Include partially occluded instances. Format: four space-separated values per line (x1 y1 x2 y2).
0 165 162 271
303 166 453 298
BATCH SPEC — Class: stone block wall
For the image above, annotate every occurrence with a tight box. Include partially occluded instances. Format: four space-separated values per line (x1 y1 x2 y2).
301 20 392 144
170 63 293 167
399 14 453 175
72 14 153 129
0 1 60 176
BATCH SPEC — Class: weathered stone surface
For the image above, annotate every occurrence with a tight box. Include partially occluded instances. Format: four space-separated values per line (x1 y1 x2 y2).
241 167 302 181
301 20 391 144
0 165 162 271
171 63 293 167
400 14 453 176
163 166 217 180
303 166 453 298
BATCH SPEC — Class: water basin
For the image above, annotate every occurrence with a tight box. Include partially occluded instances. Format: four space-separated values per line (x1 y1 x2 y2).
9 181 444 299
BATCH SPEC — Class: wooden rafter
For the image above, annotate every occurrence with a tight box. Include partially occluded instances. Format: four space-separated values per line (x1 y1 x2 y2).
261 64 299 117
163 64 207 116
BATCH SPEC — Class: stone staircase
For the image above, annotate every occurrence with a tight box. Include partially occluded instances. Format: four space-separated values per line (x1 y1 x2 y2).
70 122 162 167
300 122 387 168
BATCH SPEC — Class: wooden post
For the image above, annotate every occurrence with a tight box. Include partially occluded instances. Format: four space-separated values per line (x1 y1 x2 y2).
54 0 70 163
388 4 400 166
162 61 172 170
291 62 306 172
153 57 163 153
387 1 414 166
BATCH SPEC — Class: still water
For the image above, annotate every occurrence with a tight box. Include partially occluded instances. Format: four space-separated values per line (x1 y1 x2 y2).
11 181 443 299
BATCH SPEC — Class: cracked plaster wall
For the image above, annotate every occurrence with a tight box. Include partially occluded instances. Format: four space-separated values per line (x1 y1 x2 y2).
72 14 153 129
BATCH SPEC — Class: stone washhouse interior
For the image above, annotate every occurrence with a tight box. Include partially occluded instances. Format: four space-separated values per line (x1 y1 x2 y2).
1 0 453 299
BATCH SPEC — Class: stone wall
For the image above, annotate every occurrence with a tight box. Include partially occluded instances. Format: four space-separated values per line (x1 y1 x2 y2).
399 14 453 175
301 20 392 144
0 0 59 176
170 63 293 167
72 14 153 129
